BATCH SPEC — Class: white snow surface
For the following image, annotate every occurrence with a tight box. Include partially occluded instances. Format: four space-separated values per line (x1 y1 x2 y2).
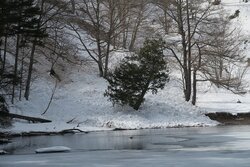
3 0 250 133
3 66 216 133
35 146 71 153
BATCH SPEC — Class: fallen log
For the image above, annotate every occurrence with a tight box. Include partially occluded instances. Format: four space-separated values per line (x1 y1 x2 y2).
0 112 52 123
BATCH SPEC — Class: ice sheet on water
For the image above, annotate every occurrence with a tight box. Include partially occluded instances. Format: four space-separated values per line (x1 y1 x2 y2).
35 146 71 153
0 150 7 155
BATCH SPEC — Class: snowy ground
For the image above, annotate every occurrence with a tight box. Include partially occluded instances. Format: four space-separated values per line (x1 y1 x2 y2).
2 0 250 133
2 65 216 133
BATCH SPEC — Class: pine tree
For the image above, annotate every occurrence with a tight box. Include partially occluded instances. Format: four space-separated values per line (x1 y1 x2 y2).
105 39 169 110
10 0 47 103
0 0 7 72
23 0 47 100
0 0 5 37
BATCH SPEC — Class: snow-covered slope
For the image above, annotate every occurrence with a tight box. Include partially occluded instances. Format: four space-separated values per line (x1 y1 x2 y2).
3 63 216 133
3 0 250 133
222 0 250 34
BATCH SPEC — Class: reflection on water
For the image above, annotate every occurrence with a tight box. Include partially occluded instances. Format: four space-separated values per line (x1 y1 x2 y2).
1 125 250 155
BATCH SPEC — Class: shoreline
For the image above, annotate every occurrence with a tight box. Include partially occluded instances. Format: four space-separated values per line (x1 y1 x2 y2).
5 111 250 139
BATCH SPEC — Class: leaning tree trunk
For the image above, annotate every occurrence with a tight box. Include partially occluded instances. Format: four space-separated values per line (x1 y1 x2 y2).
134 88 147 110
134 78 151 110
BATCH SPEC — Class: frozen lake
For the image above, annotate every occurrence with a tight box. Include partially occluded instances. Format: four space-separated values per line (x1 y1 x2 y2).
1 125 250 167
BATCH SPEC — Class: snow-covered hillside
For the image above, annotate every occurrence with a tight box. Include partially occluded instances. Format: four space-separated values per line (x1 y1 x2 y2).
197 0 250 114
2 0 250 133
222 0 250 34
4 64 216 133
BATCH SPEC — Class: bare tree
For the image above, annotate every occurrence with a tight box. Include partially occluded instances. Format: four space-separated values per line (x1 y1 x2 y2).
107 0 151 51
24 0 68 100
127 0 149 51
115 0 132 49
154 0 172 34
192 16 246 104
165 0 212 102
68 0 130 77
165 0 245 105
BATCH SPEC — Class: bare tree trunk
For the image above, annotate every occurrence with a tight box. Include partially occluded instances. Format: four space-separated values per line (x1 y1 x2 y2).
19 53 24 101
128 1 145 51
156 0 171 34
104 40 111 78
122 27 128 48
186 0 192 102
134 79 151 110
2 35 7 73
12 34 20 104
98 61 104 77
192 70 197 105
164 10 170 34
24 41 36 100
97 39 104 77
121 16 129 49
192 44 202 105
219 58 223 78
177 0 191 101
129 17 142 51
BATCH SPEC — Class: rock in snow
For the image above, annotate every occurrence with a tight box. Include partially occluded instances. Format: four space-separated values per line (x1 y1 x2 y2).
35 146 71 153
